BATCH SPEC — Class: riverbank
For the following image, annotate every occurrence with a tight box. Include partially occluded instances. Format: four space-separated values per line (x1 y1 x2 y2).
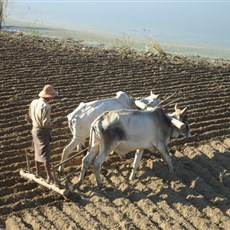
4 19 230 60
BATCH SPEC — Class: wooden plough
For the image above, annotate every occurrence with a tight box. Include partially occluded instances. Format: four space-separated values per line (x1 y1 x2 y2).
19 169 70 196
20 105 94 197
20 146 89 197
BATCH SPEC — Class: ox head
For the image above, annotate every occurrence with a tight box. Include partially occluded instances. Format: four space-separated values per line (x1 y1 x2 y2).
135 91 160 110
170 104 191 138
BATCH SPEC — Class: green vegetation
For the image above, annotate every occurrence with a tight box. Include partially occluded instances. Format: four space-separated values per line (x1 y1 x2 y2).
144 34 166 56
112 33 134 55
106 31 166 57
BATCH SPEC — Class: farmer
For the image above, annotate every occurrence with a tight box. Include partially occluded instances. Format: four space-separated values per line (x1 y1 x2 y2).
29 84 63 184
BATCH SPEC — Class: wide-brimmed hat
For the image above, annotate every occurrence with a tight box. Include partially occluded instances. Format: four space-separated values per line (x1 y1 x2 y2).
38 84 58 98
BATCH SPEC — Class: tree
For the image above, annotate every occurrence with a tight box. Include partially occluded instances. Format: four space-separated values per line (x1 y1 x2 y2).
0 1 3 30
0 0 7 30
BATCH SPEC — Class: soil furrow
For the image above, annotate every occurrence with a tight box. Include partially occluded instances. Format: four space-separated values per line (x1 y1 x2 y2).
40 205 82 229
21 209 56 230
1 31 230 229
175 152 230 215
138 158 223 229
63 202 102 230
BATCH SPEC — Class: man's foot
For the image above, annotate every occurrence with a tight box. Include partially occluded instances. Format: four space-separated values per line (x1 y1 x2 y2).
35 171 46 178
35 172 42 178
46 176 54 184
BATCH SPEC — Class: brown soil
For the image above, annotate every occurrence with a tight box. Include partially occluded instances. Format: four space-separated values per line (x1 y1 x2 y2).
1 31 230 230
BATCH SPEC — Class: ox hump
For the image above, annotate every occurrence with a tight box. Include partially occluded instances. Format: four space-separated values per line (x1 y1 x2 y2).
100 111 126 141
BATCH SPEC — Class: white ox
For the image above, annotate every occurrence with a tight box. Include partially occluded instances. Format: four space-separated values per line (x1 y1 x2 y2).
58 91 160 172
76 104 191 188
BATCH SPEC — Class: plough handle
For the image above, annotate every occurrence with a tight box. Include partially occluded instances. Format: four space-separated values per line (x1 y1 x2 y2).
59 167 80 183
53 146 90 169
25 148 31 173
156 91 178 108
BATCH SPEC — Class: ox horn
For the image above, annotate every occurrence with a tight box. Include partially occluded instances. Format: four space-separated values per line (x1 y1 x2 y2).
181 107 188 115
174 103 178 111
151 90 159 97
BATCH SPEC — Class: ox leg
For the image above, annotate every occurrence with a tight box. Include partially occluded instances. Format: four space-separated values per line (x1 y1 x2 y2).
157 144 174 174
93 145 114 188
58 138 79 173
129 149 144 180
76 144 99 187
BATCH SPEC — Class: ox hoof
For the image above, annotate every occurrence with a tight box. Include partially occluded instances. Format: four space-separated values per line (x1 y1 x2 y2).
57 167 64 174
97 183 103 189
119 155 125 160
100 186 114 193
172 170 177 177
169 171 175 177
57 170 64 176
69 184 76 191
70 181 82 191
129 175 135 180
152 152 161 158
169 170 176 180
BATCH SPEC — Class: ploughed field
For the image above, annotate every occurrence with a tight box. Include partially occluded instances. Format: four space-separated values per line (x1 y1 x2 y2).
1 31 230 229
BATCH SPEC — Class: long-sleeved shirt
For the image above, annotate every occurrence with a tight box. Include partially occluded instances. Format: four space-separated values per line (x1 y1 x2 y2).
29 98 52 128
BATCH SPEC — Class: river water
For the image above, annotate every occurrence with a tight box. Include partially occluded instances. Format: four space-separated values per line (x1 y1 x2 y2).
4 1 230 59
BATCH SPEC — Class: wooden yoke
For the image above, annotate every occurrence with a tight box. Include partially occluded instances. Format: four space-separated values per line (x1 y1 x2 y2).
134 100 148 110
171 117 185 130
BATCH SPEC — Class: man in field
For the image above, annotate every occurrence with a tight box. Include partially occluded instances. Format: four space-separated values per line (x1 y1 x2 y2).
29 84 63 184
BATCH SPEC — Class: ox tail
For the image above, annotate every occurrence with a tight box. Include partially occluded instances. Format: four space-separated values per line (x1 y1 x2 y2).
90 126 99 143
89 120 102 149
67 118 75 136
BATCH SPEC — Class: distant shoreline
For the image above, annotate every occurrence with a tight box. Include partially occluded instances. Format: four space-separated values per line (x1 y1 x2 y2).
3 22 230 61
